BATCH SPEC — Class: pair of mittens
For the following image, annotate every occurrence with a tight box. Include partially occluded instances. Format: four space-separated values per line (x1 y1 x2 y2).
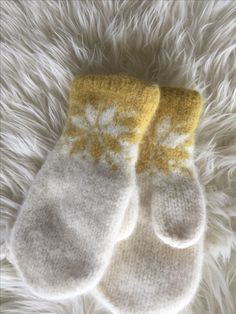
10 75 205 314
94 87 206 314
10 74 160 299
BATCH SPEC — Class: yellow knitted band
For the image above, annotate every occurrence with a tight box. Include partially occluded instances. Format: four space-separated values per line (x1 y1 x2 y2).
64 74 160 168
137 87 203 174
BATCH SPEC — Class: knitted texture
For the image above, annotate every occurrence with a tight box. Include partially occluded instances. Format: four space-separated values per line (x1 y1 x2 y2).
145 87 205 248
94 87 206 314
9 74 160 300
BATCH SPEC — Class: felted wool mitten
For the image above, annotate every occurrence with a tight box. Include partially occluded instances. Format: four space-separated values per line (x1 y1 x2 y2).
148 87 206 248
10 75 160 299
118 87 205 247
94 87 206 314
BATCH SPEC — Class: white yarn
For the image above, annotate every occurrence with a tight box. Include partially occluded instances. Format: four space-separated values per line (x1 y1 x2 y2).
1 0 236 313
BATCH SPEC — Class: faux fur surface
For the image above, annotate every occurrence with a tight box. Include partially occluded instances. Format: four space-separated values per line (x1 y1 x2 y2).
1 0 236 313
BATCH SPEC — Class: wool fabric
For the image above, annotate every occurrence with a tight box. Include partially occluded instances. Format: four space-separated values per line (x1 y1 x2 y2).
94 87 206 314
10 74 160 300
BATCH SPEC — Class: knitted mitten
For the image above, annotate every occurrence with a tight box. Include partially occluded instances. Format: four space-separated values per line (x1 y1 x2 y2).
10 75 160 299
147 87 205 248
94 87 205 314
118 87 205 247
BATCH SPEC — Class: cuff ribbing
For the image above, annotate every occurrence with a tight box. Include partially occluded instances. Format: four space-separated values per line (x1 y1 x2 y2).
69 74 160 104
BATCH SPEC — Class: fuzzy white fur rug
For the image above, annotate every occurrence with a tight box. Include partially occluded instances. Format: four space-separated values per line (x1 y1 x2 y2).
1 0 236 313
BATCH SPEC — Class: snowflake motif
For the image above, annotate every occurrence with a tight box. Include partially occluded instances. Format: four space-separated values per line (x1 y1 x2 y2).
154 117 193 172
65 105 134 170
137 117 193 174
